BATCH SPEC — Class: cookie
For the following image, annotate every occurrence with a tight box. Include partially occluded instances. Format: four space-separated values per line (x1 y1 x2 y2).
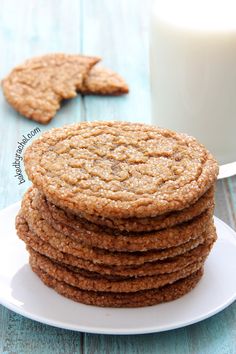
20 190 214 264
81 66 129 95
73 187 215 232
30 265 204 307
19 207 213 267
20 207 213 266
35 187 214 234
33 186 214 251
2 55 129 124
16 213 216 277
29 247 204 293
24 121 219 218
2 54 99 124
31 187 214 252
32 236 213 278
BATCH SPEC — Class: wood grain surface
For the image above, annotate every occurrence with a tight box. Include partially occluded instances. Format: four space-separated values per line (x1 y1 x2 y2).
0 1 235 353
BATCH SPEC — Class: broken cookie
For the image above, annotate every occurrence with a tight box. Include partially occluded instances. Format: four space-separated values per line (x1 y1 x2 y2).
81 66 129 95
2 53 129 124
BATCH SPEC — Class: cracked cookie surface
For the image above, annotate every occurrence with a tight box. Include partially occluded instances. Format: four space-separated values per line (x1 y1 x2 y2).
2 55 129 124
24 121 219 218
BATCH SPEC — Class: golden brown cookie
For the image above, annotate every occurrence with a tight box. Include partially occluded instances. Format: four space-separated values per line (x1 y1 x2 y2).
18 208 213 267
30 264 204 307
34 186 215 249
20 187 214 261
2 55 129 124
20 206 213 266
29 248 204 292
30 187 214 252
16 213 215 277
72 187 215 232
81 66 129 95
24 121 219 218
29 230 214 282
2 54 99 124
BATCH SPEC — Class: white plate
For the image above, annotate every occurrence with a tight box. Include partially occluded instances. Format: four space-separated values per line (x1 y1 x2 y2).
219 161 236 179
0 202 236 335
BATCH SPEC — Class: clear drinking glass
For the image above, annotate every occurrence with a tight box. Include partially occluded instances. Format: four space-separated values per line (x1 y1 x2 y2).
150 0 236 178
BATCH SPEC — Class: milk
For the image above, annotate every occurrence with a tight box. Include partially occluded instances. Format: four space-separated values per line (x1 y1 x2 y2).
150 0 236 165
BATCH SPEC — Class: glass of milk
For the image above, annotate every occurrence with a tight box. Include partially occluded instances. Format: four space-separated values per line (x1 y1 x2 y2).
150 0 236 178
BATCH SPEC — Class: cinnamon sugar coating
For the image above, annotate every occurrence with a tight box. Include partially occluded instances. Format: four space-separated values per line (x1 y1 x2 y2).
20 187 214 260
16 213 216 278
40 186 215 234
2 54 99 124
81 66 129 95
2 55 129 124
24 121 219 218
30 265 203 307
29 248 205 293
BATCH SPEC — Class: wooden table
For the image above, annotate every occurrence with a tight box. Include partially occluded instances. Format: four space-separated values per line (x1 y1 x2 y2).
0 1 235 352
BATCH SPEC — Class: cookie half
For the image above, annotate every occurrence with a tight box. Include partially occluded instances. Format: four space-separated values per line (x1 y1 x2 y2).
2 55 129 124
2 54 99 124
81 66 129 95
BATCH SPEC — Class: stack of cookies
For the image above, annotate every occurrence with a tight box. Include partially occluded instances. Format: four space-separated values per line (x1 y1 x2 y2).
16 121 219 307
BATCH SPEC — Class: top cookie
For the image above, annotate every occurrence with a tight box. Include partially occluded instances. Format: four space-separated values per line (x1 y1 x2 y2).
24 121 218 218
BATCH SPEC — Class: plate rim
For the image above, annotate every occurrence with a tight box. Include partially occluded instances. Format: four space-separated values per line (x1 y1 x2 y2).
218 161 236 179
0 202 236 335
